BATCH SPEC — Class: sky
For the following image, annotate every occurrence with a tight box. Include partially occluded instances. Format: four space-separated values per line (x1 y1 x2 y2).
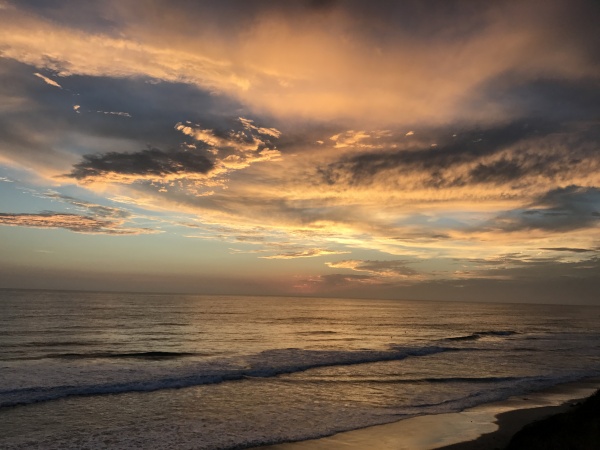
0 0 599 304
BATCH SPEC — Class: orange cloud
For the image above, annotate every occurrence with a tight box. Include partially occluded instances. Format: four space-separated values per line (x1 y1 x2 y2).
33 72 62 88
1 1 596 126
326 259 423 279
260 249 350 259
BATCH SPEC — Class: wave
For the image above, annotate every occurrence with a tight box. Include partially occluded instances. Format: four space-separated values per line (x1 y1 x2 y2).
417 376 519 383
1 351 203 361
295 331 339 335
0 345 460 408
22 341 103 348
48 351 199 360
444 330 517 342
274 375 523 385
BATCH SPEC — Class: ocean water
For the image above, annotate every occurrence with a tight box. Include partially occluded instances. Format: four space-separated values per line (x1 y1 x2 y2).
0 290 599 449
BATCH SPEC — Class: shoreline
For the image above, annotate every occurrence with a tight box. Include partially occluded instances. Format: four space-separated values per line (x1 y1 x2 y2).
255 377 600 450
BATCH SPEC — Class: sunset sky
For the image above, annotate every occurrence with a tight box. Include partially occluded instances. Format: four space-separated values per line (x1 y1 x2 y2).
0 0 599 303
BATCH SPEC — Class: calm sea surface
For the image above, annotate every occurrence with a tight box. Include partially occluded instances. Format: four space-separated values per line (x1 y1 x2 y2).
1 289 599 449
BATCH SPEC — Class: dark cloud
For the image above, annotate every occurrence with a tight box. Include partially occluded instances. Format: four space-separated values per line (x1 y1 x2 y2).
463 253 555 267
0 58 248 174
62 74 244 147
388 232 452 243
300 254 600 304
0 59 81 170
483 186 600 232
536 185 600 209
0 213 155 235
320 119 599 189
320 121 553 185
41 2 600 60
410 257 600 304
463 130 597 186
468 158 523 184
106 0 599 60
464 255 600 282
540 247 595 253
66 147 214 181
15 0 122 35
483 77 600 123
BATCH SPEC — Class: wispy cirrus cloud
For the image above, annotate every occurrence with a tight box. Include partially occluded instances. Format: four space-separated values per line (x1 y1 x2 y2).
260 249 350 260
326 259 422 279
0 191 160 235
44 193 132 219
312 273 381 287
0 212 157 235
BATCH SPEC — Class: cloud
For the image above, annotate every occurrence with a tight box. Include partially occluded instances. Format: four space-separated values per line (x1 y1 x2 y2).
1 1 598 126
483 186 600 233
180 220 352 259
455 252 600 283
0 58 254 183
65 146 215 183
310 273 381 288
238 117 281 139
260 249 350 259
174 117 282 168
44 193 132 219
62 117 282 195
296 251 600 300
320 120 599 189
33 72 62 88
326 259 421 278
320 122 534 185
96 110 131 117
0 191 160 235
540 247 595 253
330 131 374 149
0 212 156 235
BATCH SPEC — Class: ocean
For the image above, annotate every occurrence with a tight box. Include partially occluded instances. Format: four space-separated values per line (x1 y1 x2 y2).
1 289 599 449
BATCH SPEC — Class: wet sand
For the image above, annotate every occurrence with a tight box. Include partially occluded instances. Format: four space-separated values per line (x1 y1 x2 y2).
256 378 600 450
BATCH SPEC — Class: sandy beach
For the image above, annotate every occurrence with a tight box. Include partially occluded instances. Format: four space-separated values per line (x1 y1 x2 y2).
257 378 600 450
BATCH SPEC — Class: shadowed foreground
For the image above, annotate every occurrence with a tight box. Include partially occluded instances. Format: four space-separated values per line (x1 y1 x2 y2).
505 389 600 450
